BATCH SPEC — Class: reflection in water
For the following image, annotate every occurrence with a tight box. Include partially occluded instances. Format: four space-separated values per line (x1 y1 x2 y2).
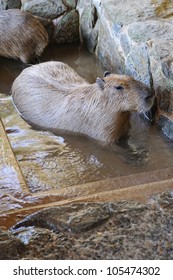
41 43 105 83
0 43 104 94
0 44 173 194
0 165 20 189
0 57 26 94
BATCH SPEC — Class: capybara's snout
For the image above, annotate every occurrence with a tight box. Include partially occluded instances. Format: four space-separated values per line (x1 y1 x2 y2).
137 83 155 113
144 89 154 106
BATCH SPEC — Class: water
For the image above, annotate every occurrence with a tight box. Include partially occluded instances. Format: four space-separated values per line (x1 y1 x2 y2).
1 43 173 194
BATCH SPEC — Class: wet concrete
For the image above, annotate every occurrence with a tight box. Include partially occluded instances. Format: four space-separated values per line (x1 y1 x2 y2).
1 43 173 259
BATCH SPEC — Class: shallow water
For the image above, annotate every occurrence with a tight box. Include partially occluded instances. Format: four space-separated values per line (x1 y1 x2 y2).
0 43 173 195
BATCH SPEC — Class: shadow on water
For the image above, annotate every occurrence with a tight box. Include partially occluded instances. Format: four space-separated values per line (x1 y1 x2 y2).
0 57 26 94
40 43 105 83
0 43 104 94
0 43 173 194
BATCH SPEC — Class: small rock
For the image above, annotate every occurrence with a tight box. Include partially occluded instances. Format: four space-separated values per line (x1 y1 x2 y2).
53 10 79 43
63 0 77 9
21 0 67 19
0 229 24 260
0 0 21 10
80 3 99 52
157 115 173 141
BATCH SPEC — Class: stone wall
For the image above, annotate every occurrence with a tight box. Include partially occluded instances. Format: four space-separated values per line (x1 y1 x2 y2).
22 0 79 43
0 0 80 43
77 0 173 139
1 0 173 139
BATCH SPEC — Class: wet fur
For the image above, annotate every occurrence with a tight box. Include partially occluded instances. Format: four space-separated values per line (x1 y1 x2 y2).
12 61 154 145
0 9 48 63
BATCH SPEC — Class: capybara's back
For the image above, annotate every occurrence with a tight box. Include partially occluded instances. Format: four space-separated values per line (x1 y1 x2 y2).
0 9 48 63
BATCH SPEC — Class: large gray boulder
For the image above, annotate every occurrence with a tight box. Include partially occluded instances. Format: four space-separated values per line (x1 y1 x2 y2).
21 0 67 19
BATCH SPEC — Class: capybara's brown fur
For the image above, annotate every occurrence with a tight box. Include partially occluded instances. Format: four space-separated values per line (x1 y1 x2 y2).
0 9 48 63
12 61 154 145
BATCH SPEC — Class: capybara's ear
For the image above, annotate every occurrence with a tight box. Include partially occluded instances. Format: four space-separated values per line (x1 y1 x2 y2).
96 77 105 90
104 71 111 77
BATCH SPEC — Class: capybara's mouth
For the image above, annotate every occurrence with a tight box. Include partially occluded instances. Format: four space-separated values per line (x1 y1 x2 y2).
138 95 154 116
145 96 154 109
143 89 155 111
143 96 157 122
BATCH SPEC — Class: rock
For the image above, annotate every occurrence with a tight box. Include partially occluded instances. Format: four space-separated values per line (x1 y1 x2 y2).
126 20 173 90
79 2 99 52
127 20 173 42
0 0 21 9
34 16 55 41
21 0 67 19
148 39 173 133
125 42 151 87
162 57 173 81
101 0 173 24
13 203 112 233
4 195 173 259
96 20 125 73
0 229 24 260
63 0 77 9
157 115 173 141
53 10 79 43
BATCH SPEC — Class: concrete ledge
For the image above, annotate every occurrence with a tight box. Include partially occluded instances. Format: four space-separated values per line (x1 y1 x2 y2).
0 118 28 193
1 116 173 229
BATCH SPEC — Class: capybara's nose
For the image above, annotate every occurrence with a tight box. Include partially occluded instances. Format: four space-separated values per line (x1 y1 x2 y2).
144 90 154 101
138 84 154 100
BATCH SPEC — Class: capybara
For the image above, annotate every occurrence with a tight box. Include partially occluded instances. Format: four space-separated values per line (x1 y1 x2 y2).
0 9 48 63
12 61 154 145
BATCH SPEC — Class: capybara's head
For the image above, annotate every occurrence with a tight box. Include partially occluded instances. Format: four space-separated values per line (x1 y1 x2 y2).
96 72 154 114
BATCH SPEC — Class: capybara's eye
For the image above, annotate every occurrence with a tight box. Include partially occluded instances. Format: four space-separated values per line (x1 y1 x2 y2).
114 85 124 91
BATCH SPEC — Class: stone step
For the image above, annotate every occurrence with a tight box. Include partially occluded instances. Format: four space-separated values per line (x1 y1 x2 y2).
35 165 173 202
1 116 173 229
1 175 173 230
